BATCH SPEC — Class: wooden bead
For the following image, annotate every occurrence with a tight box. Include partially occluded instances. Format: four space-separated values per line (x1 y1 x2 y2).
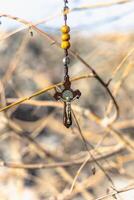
61 25 70 33
62 33 70 41
61 41 70 49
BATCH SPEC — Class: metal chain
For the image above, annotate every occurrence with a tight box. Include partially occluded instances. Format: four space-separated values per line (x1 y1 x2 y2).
63 0 70 79
63 0 68 25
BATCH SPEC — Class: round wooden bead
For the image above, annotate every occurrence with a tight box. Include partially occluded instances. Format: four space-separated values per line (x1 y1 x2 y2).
61 25 70 33
61 41 70 49
62 33 70 41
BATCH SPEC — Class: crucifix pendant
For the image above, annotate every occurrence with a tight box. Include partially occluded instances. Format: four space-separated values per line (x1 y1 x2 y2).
54 75 81 128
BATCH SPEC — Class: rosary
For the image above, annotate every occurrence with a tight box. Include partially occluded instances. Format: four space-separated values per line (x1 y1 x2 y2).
54 0 81 128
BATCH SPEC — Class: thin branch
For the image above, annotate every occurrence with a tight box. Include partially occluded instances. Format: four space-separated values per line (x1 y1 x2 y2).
95 184 134 200
0 74 93 111
72 0 133 11
72 110 116 188
1 1 132 41
0 14 119 123
0 144 123 169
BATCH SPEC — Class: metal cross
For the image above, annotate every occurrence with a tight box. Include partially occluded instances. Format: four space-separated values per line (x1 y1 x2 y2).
54 75 81 128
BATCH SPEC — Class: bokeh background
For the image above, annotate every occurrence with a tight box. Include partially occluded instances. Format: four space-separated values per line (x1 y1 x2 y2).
0 0 134 200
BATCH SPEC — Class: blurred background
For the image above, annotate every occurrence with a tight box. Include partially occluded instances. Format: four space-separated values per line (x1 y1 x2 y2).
0 0 134 200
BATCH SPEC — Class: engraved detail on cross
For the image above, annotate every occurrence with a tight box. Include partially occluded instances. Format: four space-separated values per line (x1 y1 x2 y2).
54 75 81 128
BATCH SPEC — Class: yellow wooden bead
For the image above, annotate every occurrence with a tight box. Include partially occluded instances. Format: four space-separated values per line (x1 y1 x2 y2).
61 25 70 33
62 33 70 41
61 41 70 49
